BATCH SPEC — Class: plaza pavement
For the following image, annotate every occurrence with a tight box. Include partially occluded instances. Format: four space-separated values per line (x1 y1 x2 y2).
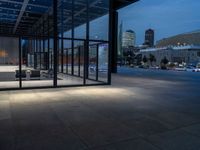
0 68 200 150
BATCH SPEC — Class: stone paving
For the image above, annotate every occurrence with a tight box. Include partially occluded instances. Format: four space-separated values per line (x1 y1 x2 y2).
0 69 200 150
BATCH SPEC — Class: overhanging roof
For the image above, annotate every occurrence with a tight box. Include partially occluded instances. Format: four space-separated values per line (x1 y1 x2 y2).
113 0 139 10
0 0 138 37
0 0 53 36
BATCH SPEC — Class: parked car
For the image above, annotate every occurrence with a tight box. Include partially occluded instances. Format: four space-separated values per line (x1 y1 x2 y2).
186 66 196 72
175 67 186 71
195 68 200 72
150 66 160 70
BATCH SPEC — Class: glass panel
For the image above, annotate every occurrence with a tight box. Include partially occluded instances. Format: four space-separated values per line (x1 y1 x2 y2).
58 0 72 38
89 0 109 41
67 48 72 75
63 40 71 74
0 37 19 89
87 41 109 84
88 42 98 80
97 43 109 83
58 39 62 73
57 39 83 86
74 24 86 39
21 38 53 88
89 15 109 41
80 43 85 78
74 0 87 39
73 47 79 76
74 40 85 77
49 39 54 71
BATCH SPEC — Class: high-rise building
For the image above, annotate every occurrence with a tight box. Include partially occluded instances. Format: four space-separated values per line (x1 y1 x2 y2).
122 30 136 47
144 29 154 47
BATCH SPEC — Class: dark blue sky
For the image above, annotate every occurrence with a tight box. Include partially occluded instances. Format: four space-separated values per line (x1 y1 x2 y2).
118 0 200 45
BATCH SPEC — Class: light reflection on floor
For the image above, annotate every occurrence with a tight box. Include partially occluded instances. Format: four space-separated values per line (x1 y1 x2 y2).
0 73 200 150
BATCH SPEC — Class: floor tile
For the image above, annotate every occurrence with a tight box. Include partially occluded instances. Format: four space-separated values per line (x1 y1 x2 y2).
0 100 11 120
147 129 200 150
182 123 200 137
71 120 139 148
122 116 170 137
93 139 160 150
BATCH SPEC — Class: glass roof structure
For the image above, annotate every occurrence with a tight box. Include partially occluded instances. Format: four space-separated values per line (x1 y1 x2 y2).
0 0 138 37
0 0 53 35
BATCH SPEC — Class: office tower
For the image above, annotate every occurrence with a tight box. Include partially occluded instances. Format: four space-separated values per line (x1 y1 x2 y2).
122 30 136 47
145 29 154 47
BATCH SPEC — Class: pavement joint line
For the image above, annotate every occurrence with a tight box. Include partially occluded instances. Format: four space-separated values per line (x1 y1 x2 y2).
135 122 200 139
49 104 91 149
9 100 20 150
163 121 200 132
141 127 200 150
140 137 163 150
181 129 200 139
86 136 140 150
49 100 143 149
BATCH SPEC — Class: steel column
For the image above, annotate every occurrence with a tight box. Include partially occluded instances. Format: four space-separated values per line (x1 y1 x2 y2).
53 0 58 87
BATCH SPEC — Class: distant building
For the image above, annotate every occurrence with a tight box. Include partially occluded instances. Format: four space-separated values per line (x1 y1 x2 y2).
144 29 154 47
122 30 136 48
139 45 200 65
156 30 200 47
122 46 140 54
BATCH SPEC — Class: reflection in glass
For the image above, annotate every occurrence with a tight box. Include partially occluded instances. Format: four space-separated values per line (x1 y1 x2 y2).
0 37 19 89
21 38 53 88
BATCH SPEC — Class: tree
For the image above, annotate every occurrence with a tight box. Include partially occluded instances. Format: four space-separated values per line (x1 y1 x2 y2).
161 56 169 69
123 50 135 66
149 54 156 66
161 56 169 65
142 55 148 64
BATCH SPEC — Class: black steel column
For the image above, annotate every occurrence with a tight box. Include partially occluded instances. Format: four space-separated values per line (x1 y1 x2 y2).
61 1 64 73
108 0 118 84
39 25 42 69
96 44 99 81
71 0 74 75
19 37 22 88
66 46 68 74
53 0 58 87
47 16 50 70
86 0 89 80
42 18 46 70
83 0 89 85
61 39 64 73
83 40 87 85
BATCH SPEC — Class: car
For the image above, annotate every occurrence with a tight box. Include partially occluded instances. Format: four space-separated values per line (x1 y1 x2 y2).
186 66 196 72
150 66 160 69
195 68 200 72
175 67 186 71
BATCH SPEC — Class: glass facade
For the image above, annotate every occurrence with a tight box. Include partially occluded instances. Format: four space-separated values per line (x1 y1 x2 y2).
0 0 138 90
0 0 112 90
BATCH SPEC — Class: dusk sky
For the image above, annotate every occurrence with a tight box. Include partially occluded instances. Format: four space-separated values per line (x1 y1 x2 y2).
118 0 200 45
